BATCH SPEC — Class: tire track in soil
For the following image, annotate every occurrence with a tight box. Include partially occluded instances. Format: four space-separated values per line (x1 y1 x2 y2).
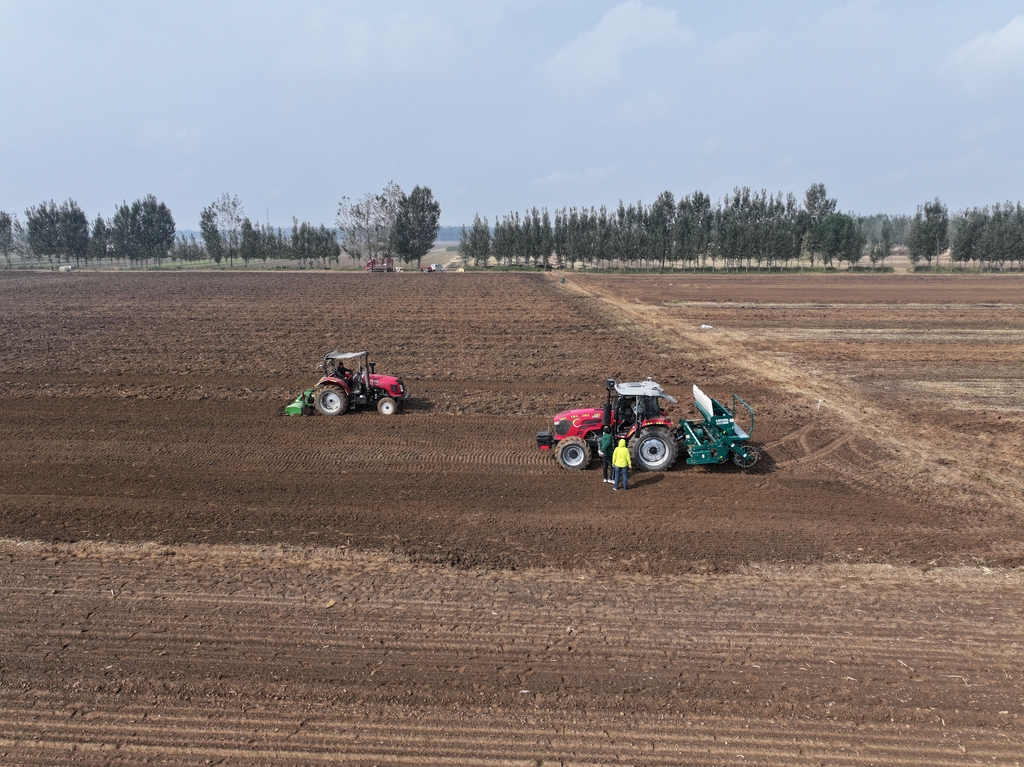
1 540 1022 766
561 276 1024 520
7 433 552 470
756 422 854 469
775 435 850 469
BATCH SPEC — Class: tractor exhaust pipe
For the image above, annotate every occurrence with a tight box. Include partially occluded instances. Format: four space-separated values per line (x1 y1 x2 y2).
603 378 615 428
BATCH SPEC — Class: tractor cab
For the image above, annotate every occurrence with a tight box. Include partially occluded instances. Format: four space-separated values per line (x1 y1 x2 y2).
607 379 677 435
321 350 373 393
322 351 355 381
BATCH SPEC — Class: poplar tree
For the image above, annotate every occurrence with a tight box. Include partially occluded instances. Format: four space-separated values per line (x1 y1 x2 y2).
457 214 491 267
648 191 676 269
139 195 175 266
0 211 14 268
89 215 109 265
24 200 62 266
240 218 257 267
199 204 224 265
800 183 837 267
392 185 441 269
951 208 987 267
907 199 949 268
817 213 864 268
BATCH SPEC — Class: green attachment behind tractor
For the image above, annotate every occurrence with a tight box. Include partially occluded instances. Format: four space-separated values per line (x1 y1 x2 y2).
284 389 315 416
676 385 760 468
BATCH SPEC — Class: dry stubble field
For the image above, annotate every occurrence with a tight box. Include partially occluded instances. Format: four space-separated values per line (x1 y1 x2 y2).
1 270 1022 765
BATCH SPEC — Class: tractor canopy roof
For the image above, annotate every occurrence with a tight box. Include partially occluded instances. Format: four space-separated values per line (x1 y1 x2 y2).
614 379 678 403
324 351 367 363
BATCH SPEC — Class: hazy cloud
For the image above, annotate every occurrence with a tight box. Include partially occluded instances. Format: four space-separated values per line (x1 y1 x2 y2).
534 167 615 187
277 8 449 83
3 2 1024 227
945 15 1024 94
547 2 694 88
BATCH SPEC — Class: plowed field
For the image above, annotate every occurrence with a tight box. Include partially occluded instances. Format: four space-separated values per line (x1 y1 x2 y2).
1 270 1022 765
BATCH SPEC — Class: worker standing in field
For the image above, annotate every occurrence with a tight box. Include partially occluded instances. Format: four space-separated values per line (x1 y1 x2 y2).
611 438 631 491
599 427 615 484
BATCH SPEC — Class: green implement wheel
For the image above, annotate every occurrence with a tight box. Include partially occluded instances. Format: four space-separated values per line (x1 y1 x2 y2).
731 446 760 469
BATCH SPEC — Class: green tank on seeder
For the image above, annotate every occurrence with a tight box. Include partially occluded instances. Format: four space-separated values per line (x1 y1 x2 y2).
676 385 759 468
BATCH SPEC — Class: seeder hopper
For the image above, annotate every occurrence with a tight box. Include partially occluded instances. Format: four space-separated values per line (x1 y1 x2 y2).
678 385 759 468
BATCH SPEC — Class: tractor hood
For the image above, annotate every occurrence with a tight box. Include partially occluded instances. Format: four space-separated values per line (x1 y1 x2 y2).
370 373 401 387
370 373 408 398
551 407 605 434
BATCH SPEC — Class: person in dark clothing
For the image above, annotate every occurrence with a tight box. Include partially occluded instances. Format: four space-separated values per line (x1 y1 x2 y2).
599 427 614 484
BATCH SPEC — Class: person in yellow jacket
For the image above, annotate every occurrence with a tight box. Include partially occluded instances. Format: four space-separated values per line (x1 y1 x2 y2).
611 438 632 491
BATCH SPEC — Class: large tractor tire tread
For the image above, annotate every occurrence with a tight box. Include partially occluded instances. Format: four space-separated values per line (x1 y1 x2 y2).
630 426 678 472
555 436 591 471
315 385 348 416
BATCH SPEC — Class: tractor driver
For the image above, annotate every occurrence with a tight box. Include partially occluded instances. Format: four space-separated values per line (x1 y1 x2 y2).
615 398 636 428
328 358 353 382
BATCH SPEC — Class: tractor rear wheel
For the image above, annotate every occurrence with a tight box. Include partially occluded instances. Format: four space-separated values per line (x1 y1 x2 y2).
630 427 678 471
731 446 760 468
377 397 398 415
315 385 348 416
555 436 591 470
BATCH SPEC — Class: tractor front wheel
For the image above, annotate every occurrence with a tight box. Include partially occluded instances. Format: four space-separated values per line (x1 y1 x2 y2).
377 397 398 415
315 386 348 416
555 436 591 470
630 427 678 471
731 446 760 469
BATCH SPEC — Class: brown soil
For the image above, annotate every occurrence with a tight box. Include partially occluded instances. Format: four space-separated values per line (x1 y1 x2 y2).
1 270 1022 764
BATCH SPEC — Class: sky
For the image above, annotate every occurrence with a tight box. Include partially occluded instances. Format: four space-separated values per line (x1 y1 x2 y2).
2 1 1023 230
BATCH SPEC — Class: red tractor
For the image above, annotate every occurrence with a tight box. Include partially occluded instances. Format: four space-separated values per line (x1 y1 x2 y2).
312 350 409 416
536 378 760 471
536 378 679 471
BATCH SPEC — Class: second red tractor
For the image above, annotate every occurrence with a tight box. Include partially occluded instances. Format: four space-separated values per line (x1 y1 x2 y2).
536 378 759 472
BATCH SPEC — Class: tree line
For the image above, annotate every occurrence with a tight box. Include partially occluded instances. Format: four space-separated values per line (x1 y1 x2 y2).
1 196 175 269
0 183 441 270
458 184 875 271
4 185 1022 271
457 186 1024 271
948 202 1024 269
